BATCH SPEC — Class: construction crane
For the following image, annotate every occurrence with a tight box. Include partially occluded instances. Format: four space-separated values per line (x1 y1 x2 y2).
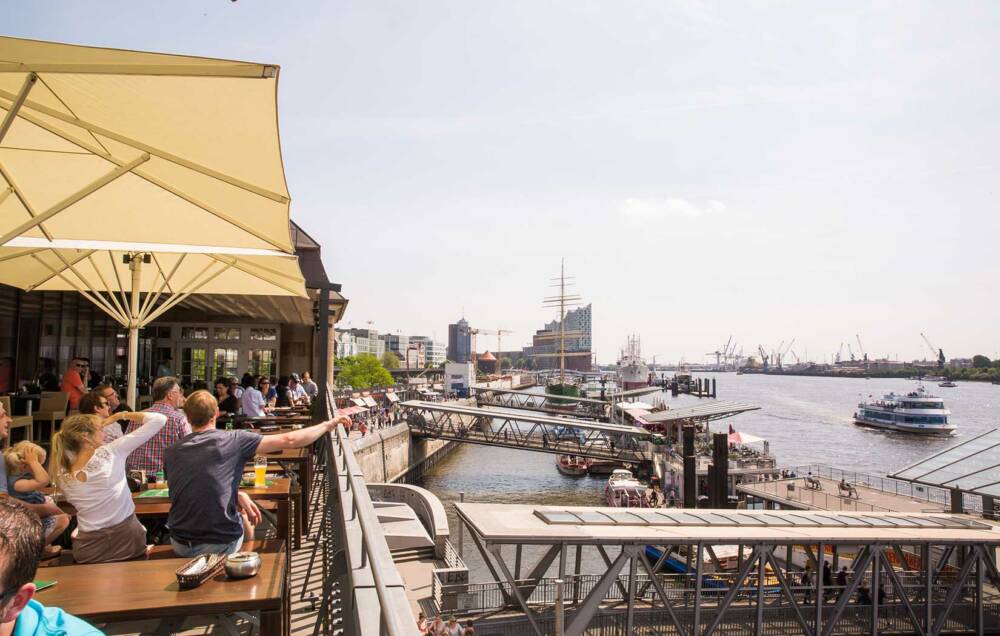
706 335 733 368
920 332 946 369
477 328 514 373
856 334 868 365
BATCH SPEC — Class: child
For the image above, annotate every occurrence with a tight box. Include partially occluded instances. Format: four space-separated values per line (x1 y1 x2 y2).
4 441 70 557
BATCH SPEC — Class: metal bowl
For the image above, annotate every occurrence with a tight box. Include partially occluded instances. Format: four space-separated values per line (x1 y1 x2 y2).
224 551 261 579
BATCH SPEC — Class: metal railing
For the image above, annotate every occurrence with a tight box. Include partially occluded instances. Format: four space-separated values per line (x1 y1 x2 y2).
312 388 420 636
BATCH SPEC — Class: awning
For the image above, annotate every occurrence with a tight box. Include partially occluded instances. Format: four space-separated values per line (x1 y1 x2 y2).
385 393 400 403
643 401 760 424
0 37 303 406
351 398 366 408
362 396 377 408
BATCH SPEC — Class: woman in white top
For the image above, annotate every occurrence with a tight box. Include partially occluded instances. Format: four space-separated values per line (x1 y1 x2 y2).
49 411 167 563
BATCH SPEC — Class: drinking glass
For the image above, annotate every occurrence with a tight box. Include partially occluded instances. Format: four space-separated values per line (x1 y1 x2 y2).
254 456 267 488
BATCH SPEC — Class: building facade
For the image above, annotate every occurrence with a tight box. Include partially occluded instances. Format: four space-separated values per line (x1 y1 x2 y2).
447 318 472 363
409 335 444 367
524 303 593 372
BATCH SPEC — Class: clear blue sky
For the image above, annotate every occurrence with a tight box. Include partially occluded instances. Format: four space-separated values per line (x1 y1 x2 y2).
8 1 1000 363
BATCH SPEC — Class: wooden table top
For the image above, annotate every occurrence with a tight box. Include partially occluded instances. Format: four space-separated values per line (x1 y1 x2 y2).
132 477 294 502
35 540 287 623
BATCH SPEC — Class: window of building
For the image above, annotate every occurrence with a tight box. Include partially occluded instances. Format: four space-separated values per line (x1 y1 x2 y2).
214 348 240 378
214 327 241 341
180 327 208 341
250 328 278 342
249 349 276 377
181 347 208 385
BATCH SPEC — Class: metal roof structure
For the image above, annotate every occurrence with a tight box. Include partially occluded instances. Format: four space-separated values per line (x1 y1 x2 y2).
456 503 1000 546
401 400 648 436
890 427 1000 498
641 400 760 424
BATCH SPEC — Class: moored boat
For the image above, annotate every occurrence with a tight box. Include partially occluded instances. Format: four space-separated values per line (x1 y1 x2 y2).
854 385 955 436
556 454 590 476
605 468 650 507
938 381 957 388
617 335 651 390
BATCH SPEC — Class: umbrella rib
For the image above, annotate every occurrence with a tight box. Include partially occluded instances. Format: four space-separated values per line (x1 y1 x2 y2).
0 89 290 204
25 249 94 291
0 248 44 263
0 162 53 241
0 153 150 247
5 106 293 254
206 254 304 296
87 253 129 320
51 251 129 323
107 251 131 319
29 252 127 325
0 187 12 207
142 261 233 325
34 74 113 157
138 253 187 323
0 72 36 144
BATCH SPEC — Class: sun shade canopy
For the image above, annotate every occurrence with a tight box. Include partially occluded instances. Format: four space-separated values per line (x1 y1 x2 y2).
0 36 306 405
642 401 760 424
890 428 1000 498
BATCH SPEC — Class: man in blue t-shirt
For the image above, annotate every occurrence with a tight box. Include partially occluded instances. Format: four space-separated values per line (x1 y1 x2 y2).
164 390 349 557
0 498 102 636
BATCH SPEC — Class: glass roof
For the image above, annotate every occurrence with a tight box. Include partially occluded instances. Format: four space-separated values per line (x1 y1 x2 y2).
532 509 988 529
890 428 1000 497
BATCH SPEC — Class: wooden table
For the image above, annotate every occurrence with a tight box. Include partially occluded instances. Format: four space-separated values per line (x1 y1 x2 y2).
261 447 314 535
239 414 312 426
36 540 290 635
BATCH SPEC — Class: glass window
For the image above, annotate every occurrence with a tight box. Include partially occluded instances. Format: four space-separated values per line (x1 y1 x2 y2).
180 327 208 340
180 347 208 385
213 327 241 341
213 348 239 378
250 328 278 342
249 349 276 377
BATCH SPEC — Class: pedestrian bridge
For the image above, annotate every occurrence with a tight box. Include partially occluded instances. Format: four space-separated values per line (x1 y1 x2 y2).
399 400 653 464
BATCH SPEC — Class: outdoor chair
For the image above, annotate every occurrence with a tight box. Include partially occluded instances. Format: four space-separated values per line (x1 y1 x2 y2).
33 391 69 443
838 481 859 499
805 476 822 490
0 396 33 448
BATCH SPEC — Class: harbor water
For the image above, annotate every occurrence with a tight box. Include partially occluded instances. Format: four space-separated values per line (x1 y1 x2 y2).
416 373 999 581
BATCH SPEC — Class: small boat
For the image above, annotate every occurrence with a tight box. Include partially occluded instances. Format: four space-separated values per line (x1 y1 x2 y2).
938 381 957 388
605 468 650 507
555 455 589 476
854 385 955 436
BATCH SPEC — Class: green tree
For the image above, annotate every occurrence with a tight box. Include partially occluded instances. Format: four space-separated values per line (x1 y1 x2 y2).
973 355 992 369
336 354 394 389
381 351 401 370
500 356 513 371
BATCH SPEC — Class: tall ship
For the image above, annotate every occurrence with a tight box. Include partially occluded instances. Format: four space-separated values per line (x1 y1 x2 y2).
617 335 651 390
854 385 955 436
537 260 588 411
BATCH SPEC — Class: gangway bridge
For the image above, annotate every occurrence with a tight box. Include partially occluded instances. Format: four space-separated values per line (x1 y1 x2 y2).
400 400 653 464
471 385 669 421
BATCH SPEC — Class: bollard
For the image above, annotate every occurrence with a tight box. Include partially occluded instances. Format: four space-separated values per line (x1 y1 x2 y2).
457 492 465 557
554 578 565 636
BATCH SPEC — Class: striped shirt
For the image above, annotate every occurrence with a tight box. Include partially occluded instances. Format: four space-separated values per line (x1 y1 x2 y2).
125 402 191 476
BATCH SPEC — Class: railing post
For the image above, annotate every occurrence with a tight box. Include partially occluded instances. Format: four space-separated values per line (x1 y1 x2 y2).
458 492 465 558
554 578 565 636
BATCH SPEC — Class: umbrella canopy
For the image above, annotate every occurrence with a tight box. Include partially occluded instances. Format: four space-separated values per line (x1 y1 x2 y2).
728 430 765 445
0 37 304 406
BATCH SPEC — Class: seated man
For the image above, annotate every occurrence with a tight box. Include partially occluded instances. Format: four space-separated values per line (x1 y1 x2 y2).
126 376 190 477
0 498 102 635
164 390 350 557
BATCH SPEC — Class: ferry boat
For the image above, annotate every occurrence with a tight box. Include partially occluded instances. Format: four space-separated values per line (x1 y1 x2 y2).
617 335 651 390
555 455 590 476
938 381 957 388
854 386 955 436
605 469 650 507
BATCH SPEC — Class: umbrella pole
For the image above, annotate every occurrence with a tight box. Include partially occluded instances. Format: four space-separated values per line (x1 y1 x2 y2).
126 256 143 409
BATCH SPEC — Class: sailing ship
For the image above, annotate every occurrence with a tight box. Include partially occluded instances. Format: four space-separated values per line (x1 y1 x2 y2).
537 260 588 412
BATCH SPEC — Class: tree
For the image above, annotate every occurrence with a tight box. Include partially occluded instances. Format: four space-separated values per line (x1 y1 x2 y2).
500 356 513 371
336 354 394 389
381 351 401 370
973 355 992 369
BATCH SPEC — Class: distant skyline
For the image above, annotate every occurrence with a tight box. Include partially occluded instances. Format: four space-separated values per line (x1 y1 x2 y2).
8 2 1000 363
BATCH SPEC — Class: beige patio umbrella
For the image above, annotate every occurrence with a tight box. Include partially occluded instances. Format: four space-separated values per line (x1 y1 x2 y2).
0 36 306 406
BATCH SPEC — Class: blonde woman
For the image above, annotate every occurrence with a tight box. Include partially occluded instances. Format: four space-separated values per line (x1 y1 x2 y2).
49 410 166 563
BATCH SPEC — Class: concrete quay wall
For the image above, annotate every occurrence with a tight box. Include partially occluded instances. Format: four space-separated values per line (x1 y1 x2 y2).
352 423 457 484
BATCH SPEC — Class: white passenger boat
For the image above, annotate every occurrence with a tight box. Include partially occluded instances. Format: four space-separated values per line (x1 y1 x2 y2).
854 386 955 436
605 468 650 507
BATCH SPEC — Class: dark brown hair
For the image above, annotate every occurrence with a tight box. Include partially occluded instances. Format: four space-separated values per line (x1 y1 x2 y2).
0 498 43 591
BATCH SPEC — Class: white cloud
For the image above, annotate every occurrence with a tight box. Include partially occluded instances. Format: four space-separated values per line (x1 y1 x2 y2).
619 196 726 219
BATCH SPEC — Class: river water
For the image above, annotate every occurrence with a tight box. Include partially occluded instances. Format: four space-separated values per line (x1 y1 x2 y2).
415 373 999 580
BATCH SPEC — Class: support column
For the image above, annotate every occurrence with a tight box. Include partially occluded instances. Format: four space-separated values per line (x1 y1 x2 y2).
126 256 142 409
683 425 696 508
316 286 331 419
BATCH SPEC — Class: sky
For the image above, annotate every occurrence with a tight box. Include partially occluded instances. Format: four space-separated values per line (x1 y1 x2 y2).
8 1 1000 364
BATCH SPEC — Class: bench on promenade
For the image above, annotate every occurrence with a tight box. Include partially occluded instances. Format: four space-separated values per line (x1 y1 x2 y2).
805 476 822 490
838 481 860 499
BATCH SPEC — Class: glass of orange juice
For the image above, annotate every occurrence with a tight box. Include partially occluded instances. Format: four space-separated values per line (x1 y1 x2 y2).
254 456 268 488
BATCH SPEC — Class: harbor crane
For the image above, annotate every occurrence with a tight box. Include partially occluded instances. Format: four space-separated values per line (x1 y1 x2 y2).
920 332 946 368
847 343 856 362
757 345 770 371
835 342 844 364
856 334 869 365
706 335 733 368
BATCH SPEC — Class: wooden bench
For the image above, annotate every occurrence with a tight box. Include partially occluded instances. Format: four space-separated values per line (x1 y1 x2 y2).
838 481 860 499
805 476 823 490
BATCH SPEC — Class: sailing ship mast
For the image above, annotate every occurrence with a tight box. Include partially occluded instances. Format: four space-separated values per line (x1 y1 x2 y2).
559 258 566 384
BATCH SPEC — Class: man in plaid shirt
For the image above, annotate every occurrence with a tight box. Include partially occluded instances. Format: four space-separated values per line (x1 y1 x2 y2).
126 376 191 476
